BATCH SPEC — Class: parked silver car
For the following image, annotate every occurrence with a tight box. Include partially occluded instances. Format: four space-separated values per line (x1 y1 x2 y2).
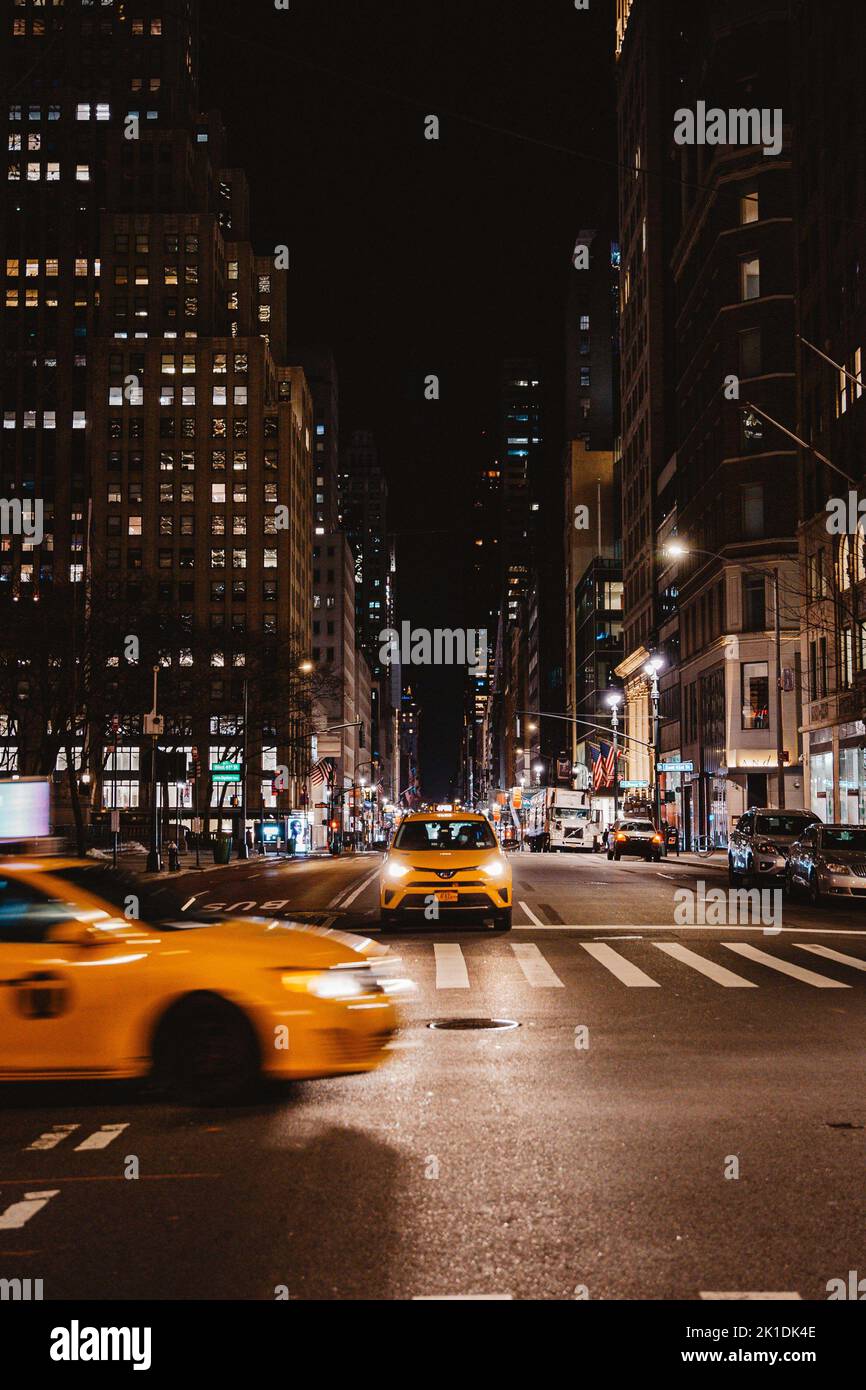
785 822 866 906
728 808 819 885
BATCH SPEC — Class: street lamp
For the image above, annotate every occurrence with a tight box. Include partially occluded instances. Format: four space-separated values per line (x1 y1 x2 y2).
664 539 786 811
643 657 663 829
606 690 622 820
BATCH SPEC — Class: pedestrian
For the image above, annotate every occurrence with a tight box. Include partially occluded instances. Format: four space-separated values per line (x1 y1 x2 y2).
245 827 254 854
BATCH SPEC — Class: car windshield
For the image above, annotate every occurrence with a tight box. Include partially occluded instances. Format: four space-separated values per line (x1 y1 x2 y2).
621 822 654 832
821 828 866 853
393 819 497 851
55 864 208 927
755 814 817 837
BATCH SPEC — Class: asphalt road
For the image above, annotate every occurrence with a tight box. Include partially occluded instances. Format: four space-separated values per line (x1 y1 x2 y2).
3 848 866 1301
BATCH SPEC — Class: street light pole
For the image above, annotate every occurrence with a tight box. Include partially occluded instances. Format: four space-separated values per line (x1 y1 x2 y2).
609 696 620 821
239 676 249 858
773 567 786 810
647 662 661 828
145 665 161 874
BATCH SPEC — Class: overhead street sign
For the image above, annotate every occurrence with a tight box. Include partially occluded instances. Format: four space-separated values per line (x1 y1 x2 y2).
658 761 694 773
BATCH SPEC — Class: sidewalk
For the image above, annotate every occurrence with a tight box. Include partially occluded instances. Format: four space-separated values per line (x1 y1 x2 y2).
91 846 381 878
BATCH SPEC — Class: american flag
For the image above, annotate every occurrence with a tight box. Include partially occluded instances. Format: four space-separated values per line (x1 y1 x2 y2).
602 741 617 786
310 756 336 787
591 746 605 793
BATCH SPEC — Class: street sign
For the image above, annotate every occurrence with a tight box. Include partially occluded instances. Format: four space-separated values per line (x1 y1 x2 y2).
620 780 650 788
658 761 693 773
212 761 241 774
213 773 240 784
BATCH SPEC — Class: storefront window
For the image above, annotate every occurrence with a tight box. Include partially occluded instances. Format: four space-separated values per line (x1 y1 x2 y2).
838 746 866 825
810 749 834 822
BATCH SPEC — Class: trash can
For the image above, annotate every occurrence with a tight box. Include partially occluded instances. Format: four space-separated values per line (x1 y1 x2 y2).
213 835 233 864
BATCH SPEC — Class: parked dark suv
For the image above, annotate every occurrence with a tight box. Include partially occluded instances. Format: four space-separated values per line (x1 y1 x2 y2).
728 808 820 885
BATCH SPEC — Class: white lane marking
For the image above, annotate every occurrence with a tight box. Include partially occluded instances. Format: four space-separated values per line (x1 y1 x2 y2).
26 1124 80 1152
518 900 546 928
74 1123 130 1151
413 1294 513 1300
511 923 866 936
0 1190 60 1230
332 866 381 909
723 943 850 988
700 1291 802 1301
434 943 470 989
511 942 564 988
384 1039 423 1050
580 942 660 987
796 942 866 972
653 942 758 988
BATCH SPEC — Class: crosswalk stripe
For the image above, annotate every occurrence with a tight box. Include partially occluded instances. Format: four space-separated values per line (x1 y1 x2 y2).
434 943 470 989
653 943 758 987
510 942 564 988
74 1123 130 1151
26 1124 80 1152
0 1189 60 1230
795 942 866 973
723 943 850 988
518 901 546 928
700 1291 802 1301
580 942 660 987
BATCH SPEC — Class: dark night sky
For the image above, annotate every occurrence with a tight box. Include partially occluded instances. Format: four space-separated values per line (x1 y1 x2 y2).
202 0 616 797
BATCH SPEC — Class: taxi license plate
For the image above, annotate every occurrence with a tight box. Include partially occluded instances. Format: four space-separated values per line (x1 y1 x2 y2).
436 890 459 902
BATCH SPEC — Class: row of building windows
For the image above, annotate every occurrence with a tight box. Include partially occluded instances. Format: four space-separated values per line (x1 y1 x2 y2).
7 162 89 180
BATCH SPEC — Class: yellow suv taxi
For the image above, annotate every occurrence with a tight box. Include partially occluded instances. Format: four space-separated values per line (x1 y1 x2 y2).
380 812 512 930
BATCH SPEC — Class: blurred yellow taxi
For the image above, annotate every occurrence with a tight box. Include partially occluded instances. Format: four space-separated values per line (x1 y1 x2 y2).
380 812 512 930
0 858 412 1103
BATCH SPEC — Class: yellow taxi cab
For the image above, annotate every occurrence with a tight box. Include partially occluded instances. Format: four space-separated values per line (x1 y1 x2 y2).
380 811 512 930
0 858 412 1103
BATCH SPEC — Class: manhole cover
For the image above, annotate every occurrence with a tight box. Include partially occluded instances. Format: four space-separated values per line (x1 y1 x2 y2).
427 1018 521 1031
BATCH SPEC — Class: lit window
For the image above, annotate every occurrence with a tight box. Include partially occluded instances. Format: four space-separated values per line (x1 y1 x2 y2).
77 103 91 121
740 190 759 225
740 256 760 301
76 164 90 182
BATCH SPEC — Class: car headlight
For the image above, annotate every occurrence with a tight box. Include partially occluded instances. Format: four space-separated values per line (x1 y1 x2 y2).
482 856 508 878
280 970 367 999
823 860 851 875
386 860 411 881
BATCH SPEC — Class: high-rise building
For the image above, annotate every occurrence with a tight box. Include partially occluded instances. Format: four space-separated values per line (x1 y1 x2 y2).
793 2 866 826
339 428 398 797
614 0 679 791
666 1 799 845
0 0 314 844
565 228 620 451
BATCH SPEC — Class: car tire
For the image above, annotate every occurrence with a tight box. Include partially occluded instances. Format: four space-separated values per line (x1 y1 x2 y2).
606 849 613 860
152 993 261 1106
728 856 740 886
808 873 824 909
493 910 512 932
742 857 755 889
613 849 621 862
784 865 797 899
